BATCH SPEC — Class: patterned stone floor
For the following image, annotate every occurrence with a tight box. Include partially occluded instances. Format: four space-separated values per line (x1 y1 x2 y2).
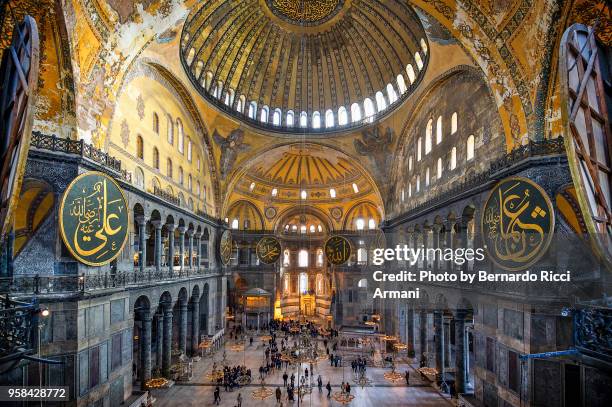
152 335 453 407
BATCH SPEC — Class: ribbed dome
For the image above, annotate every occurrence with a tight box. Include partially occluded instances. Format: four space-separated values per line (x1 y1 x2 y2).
181 0 429 133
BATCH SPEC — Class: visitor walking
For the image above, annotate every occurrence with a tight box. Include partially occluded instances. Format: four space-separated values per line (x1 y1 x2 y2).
213 386 220 405
405 370 410 385
326 381 332 398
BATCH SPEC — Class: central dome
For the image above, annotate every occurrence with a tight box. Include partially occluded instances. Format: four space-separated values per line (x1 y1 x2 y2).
267 0 344 25
181 0 429 134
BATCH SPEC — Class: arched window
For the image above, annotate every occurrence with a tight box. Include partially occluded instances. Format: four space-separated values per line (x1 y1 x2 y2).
136 135 144 159
309 225 315 233
420 38 428 54
204 72 213 90
397 74 407 93
224 88 234 106
415 52 424 70
358 278 368 288
357 247 367 264
286 110 295 127
416 175 420 192
135 167 145 189
425 167 430 186
467 135 475 160
152 177 161 192
177 119 184 153
299 272 308 292
351 103 362 122
283 274 290 293
153 147 159 169
436 116 443 144
338 106 348 125
356 218 365 230
231 218 239 229
406 64 416 84
408 182 412 197
272 108 281 126
298 250 309 268
167 158 173 178
187 138 192 161
188 174 192 191
300 111 308 127
166 115 173 144
325 109 334 128
451 147 457 170
196 181 200 195
425 119 433 154
214 81 223 99
375 91 386 112
152 113 159 134
352 183 359 193
248 101 257 119
188 198 194 210
417 137 422 161
187 48 196 65
283 249 290 266
387 83 398 104
451 112 458 134
316 249 324 267
329 188 336 198
408 156 413 172
260 105 269 123
178 167 184 185
364 98 375 119
437 157 443 178
237 95 246 112
301 190 307 199
271 188 278 197
312 111 321 129
249 182 256 191
401 188 405 202
368 218 376 230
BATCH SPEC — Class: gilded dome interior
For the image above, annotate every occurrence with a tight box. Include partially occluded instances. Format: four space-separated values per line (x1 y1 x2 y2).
181 0 429 133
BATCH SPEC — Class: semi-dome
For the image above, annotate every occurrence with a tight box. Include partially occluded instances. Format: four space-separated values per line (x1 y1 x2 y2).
180 0 429 134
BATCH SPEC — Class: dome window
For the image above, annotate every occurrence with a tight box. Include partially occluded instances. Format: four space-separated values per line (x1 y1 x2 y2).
329 188 336 198
352 183 359 193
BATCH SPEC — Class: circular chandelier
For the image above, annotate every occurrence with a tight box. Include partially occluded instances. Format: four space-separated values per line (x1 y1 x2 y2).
331 391 355 404
145 377 169 389
251 379 274 400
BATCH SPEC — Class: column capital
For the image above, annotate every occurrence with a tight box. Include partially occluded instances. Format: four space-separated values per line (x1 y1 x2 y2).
151 220 163 230
177 226 186 234
137 307 153 320
166 223 176 232
454 309 469 319
136 216 149 226
187 229 195 238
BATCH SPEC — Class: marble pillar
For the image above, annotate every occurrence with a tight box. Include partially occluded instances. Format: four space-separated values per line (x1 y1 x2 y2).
445 221 455 273
434 310 445 379
419 310 428 361
444 317 452 368
156 312 163 370
162 307 173 378
178 301 188 355
137 217 148 273
454 310 468 394
187 231 194 269
167 225 175 276
153 221 162 272
178 227 186 274
195 234 201 269
407 308 415 354
191 297 200 355
140 310 152 388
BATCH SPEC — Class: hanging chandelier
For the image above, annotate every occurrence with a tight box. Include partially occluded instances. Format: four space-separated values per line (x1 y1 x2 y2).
251 379 274 400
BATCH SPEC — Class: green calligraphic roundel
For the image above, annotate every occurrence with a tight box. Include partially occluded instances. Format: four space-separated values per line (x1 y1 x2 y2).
59 171 129 266
324 235 352 265
219 229 233 266
481 177 555 271
256 236 282 264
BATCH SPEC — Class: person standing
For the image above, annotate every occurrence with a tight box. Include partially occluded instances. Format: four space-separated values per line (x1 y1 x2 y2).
276 387 282 403
405 370 410 385
213 386 220 405
237 392 242 407
326 381 332 398
283 371 288 387
317 375 323 393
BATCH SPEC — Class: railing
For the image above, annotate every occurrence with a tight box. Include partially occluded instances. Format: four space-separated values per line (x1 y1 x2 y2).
152 186 180 206
574 305 612 362
1 267 220 295
389 137 566 224
0 296 35 362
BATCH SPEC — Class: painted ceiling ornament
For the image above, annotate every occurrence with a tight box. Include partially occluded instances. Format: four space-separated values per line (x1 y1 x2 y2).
324 235 351 266
256 236 282 264
59 171 129 266
136 94 145 120
212 128 250 179
330 207 342 221
267 0 343 25
265 206 277 220
481 177 555 271
120 119 130 148
354 126 393 179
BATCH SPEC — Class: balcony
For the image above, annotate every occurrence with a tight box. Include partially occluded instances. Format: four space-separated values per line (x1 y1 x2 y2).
0 296 35 363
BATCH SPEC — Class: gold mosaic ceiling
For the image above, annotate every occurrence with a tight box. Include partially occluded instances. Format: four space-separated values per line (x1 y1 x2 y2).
181 0 428 133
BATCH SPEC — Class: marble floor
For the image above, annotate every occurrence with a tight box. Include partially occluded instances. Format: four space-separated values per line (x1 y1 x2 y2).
152 335 453 407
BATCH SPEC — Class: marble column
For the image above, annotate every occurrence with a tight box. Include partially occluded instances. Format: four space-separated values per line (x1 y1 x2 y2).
162 306 173 378
195 234 201 270
156 312 163 370
454 310 468 394
178 227 186 274
153 221 162 272
136 217 148 273
187 231 194 269
419 310 428 360
433 310 445 379
178 300 188 355
459 221 469 273
444 317 452 368
407 308 415 354
167 225 176 277
432 225 441 272
445 221 455 273
191 296 200 355
139 309 152 388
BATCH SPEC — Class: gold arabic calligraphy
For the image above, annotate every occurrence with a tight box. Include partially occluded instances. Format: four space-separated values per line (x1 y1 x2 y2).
325 236 351 265
257 237 281 264
482 178 553 270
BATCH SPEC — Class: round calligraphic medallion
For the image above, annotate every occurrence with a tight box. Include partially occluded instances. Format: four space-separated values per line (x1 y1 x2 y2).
481 177 555 271
219 229 233 266
256 236 282 264
59 171 129 266
324 235 352 266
